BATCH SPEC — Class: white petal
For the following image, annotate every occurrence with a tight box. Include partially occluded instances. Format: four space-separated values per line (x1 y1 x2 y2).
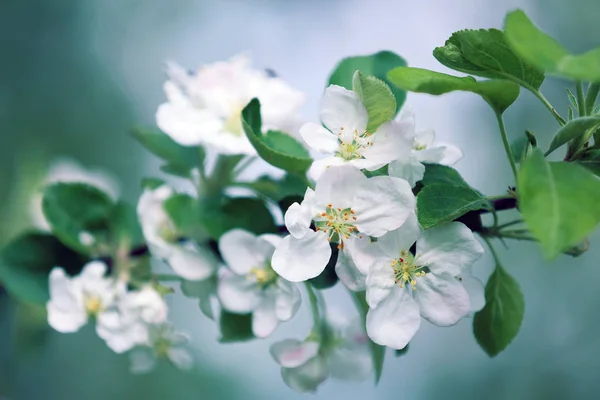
328 345 372 381
354 176 415 237
79 261 108 280
388 156 426 187
300 122 340 153
415 144 463 166
415 128 435 148
163 80 189 107
365 258 396 309
129 347 157 374
271 231 331 282
156 102 223 147
219 229 272 274
416 222 484 276
366 286 420 349
320 85 368 137
376 213 421 259
284 202 312 239
414 272 470 326
281 355 329 393
335 249 366 292
461 275 485 313
342 235 379 275
274 280 302 321
96 312 148 354
167 242 217 281
270 339 320 368
47 304 87 334
217 272 261 313
168 347 194 370
314 165 368 209
307 156 346 182
252 294 279 338
360 120 414 166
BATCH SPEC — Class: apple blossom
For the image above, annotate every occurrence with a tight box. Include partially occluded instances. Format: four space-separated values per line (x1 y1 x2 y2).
365 217 484 349
300 85 414 180
128 324 194 374
271 165 415 285
156 54 305 155
217 229 301 338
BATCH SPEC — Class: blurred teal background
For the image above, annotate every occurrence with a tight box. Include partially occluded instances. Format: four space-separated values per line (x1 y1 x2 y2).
2 0 600 399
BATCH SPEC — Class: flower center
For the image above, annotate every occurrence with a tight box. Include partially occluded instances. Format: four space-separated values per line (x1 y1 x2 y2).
158 220 179 243
313 204 362 249
249 265 278 287
335 127 373 161
224 107 244 136
84 294 103 316
154 337 172 359
391 250 427 289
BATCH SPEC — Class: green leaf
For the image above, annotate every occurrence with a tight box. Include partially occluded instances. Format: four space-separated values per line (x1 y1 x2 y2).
181 276 217 320
420 164 470 188
578 149 600 175
163 193 201 239
473 265 524 357
198 197 276 240
504 10 600 82
351 291 386 384
546 116 600 156
110 201 144 250
566 88 578 110
42 183 115 253
0 233 86 304
518 149 600 259
387 67 519 114
328 51 407 114
141 177 166 190
352 71 396 132
510 136 530 163
219 311 254 343
417 184 491 229
132 126 202 170
242 99 312 173
241 174 308 201
433 28 544 90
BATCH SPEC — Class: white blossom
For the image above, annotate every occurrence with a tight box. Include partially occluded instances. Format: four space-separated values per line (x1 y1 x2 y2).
156 54 305 155
388 108 463 187
129 324 194 374
270 316 372 393
217 229 301 338
300 85 414 180
47 261 120 333
271 165 415 287
137 185 218 281
365 217 484 349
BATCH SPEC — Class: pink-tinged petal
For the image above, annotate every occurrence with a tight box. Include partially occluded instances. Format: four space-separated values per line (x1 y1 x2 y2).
300 122 340 153
366 286 420 349
271 231 331 282
416 222 484 276
414 272 470 326
270 339 320 368
320 85 368 139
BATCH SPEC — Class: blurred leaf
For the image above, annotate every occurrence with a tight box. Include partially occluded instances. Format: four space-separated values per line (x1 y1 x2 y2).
504 10 600 82
328 50 407 114
351 291 386 384
163 193 201 240
566 88 578 110
242 99 312 173
510 136 530 163
160 163 192 178
141 177 166 190
387 67 519 114
474 264 524 357
181 276 217 320
0 233 86 303
519 149 600 259
42 182 114 253
110 201 144 250
420 164 470 188
578 149 600 175
546 116 600 156
241 174 308 201
417 184 491 229
352 71 396 132
132 126 202 170
433 28 544 90
219 311 254 343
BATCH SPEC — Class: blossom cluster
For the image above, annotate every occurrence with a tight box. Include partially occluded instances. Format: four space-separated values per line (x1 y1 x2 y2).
42 54 485 392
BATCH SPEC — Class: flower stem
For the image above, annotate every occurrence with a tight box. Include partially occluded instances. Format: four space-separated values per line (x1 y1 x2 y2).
480 236 502 266
531 89 566 125
576 81 586 117
494 112 518 182
304 283 321 328
585 83 600 115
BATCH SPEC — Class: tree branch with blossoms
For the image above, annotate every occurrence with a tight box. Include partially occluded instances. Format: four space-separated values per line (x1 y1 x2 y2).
2 9 600 393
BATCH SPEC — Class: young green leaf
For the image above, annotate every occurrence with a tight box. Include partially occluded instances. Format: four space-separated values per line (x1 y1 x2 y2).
566 88 578 110
420 164 471 188
505 10 600 82
518 149 600 259
132 126 202 170
352 71 396 132
241 99 312 173
546 116 600 156
387 67 519 114
240 174 308 201
433 28 544 90
473 264 524 357
510 136 530 164
110 201 144 250
328 51 407 114
219 311 254 343
417 183 492 229
0 233 86 304
578 149 600 176
42 183 115 253
351 291 386 384
163 193 204 241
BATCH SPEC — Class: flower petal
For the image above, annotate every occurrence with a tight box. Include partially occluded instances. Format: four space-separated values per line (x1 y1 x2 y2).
307 156 346 182
328 344 372 381
415 128 435 148
281 355 329 393
415 144 463 166
270 339 320 368
375 212 421 259
252 294 279 338
168 242 217 281
314 165 368 209
360 120 414 166
168 347 194 370
219 229 272 274
414 272 470 326
354 176 415 237
388 156 426 188
217 272 261 313
271 231 331 282
366 286 420 349
156 101 223 147
129 347 157 374
284 202 312 239
461 275 485 313
320 85 368 138
365 258 396 309
416 222 484 276
343 235 380 275
300 122 340 153
335 249 366 292
274 279 302 321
